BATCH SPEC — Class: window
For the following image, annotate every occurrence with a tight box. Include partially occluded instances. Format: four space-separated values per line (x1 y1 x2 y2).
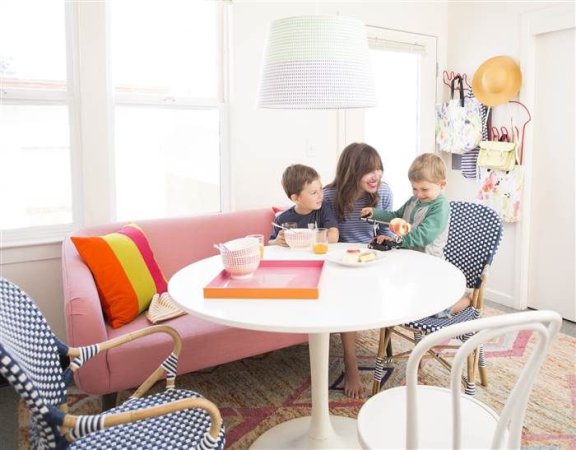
0 1 226 246
0 0 73 240
110 1 222 221
345 27 437 208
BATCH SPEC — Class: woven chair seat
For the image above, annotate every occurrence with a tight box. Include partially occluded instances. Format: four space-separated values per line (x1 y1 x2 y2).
405 306 480 334
71 389 224 449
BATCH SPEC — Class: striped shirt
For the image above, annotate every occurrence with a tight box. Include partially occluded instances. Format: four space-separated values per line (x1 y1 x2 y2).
323 183 393 243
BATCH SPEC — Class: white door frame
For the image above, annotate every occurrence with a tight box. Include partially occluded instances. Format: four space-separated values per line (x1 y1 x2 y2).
515 4 575 310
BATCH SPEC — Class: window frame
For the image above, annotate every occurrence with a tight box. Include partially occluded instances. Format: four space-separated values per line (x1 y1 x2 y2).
0 1 79 247
0 0 230 249
365 26 438 155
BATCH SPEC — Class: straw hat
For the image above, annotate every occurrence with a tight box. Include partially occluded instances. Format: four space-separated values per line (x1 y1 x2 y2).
472 56 522 106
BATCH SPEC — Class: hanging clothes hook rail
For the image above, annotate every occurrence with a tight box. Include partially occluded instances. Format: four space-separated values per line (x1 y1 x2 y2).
440 69 532 164
508 100 532 164
442 70 473 92
489 100 531 164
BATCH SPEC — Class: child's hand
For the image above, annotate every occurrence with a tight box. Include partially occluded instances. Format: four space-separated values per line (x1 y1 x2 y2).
360 207 373 218
375 235 395 245
276 230 289 247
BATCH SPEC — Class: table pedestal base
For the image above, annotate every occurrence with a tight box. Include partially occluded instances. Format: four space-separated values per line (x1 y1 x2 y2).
249 416 359 449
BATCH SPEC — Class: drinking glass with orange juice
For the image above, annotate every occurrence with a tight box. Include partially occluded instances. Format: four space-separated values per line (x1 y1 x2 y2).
246 234 265 259
313 228 328 254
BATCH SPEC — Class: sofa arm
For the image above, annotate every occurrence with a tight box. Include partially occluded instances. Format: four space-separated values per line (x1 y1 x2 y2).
62 237 112 393
62 237 108 346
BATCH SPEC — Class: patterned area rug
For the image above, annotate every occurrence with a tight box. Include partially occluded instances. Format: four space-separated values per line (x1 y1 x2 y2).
18 307 576 449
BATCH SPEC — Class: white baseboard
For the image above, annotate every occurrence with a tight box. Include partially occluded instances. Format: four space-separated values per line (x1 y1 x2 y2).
485 288 518 310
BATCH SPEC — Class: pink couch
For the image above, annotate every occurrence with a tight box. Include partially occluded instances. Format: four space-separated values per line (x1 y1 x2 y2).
61 208 307 401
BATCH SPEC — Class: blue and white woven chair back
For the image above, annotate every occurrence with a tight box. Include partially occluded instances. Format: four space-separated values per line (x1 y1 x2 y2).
0 277 68 449
444 202 503 289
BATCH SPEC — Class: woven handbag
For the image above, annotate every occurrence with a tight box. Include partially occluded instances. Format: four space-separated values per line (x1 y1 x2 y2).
146 292 186 323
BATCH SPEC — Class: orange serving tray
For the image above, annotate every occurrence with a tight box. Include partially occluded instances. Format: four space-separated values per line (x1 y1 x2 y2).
203 260 324 299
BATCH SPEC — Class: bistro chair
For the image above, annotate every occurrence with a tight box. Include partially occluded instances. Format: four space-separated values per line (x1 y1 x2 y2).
0 277 225 449
359 310 562 449
372 201 503 396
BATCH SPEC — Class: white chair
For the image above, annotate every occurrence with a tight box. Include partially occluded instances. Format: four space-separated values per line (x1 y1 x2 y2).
358 310 562 450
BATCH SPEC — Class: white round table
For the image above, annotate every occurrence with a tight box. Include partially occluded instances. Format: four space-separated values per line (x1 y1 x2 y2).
169 243 465 449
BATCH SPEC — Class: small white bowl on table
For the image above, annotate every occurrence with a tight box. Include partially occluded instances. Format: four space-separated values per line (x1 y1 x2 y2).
284 228 314 249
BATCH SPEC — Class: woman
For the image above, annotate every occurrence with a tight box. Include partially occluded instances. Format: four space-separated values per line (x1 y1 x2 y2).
324 142 393 398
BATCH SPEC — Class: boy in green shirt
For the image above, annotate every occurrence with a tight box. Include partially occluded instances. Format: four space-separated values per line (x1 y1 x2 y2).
361 153 470 317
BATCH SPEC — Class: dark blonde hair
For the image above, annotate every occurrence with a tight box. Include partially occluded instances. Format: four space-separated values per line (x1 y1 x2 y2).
281 164 320 199
326 143 384 221
408 153 446 183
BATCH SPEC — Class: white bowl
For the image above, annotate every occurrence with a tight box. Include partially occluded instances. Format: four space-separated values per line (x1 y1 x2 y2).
219 237 260 279
285 229 314 249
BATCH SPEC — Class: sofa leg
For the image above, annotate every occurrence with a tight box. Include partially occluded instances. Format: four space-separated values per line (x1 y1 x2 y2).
102 392 117 412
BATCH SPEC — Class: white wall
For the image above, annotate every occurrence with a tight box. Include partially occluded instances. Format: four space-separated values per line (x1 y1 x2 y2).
0 243 65 339
6 1 566 338
229 1 449 210
444 1 568 308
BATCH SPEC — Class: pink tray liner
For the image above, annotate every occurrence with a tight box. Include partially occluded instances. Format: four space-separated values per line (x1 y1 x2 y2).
205 260 324 290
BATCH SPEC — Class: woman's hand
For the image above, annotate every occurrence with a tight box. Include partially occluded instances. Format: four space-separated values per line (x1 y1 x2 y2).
360 207 373 218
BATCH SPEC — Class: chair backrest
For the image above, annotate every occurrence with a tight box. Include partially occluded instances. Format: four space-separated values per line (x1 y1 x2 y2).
444 201 503 288
0 278 69 449
405 310 562 450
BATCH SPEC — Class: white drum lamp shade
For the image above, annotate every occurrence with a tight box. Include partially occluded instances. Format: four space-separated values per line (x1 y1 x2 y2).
257 16 376 109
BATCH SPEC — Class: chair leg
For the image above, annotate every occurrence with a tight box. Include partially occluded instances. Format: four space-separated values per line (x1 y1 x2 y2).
102 392 117 412
478 344 488 387
465 352 476 396
372 327 393 396
414 331 424 369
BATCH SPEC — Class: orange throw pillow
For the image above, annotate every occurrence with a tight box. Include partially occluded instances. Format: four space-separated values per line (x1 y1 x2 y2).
71 224 167 328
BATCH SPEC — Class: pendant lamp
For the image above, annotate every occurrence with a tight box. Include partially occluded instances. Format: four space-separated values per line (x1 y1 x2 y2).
257 15 376 109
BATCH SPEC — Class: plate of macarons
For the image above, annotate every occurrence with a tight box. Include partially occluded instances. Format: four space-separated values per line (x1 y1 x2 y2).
325 247 386 268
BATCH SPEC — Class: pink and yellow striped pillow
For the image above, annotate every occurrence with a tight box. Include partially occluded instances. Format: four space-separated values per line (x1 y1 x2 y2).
72 224 167 328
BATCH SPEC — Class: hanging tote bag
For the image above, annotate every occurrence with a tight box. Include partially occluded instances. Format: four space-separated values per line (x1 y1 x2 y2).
477 119 523 222
436 75 483 154
477 165 524 223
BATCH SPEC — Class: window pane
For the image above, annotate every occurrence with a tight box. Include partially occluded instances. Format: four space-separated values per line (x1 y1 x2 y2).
365 50 419 208
110 1 218 98
114 107 220 220
0 105 72 229
0 0 67 90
